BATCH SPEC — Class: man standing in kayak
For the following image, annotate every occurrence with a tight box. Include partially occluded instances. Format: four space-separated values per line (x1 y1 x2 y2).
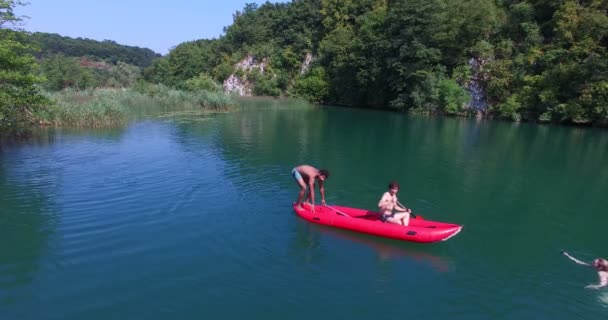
378 181 411 226
291 165 330 213
562 251 608 289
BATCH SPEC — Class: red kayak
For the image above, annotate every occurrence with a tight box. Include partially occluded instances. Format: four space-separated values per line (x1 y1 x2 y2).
293 203 462 243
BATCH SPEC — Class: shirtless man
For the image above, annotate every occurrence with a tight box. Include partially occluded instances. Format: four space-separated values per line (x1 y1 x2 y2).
378 181 411 226
563 251 608 289
291 165 330 213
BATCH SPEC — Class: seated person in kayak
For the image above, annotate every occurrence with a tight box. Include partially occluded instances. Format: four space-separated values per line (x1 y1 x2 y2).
562 251 608 289
378 181 411 226
291 165 330 212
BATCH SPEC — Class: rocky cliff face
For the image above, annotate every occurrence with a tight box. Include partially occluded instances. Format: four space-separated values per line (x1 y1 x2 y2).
300 52 314 75
222 55 268 96
223 74 252 96
223 53 315 96
465 57 489 114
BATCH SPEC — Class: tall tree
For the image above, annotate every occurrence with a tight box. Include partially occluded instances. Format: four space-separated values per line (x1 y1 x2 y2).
0 1 46 137
0 0 25 27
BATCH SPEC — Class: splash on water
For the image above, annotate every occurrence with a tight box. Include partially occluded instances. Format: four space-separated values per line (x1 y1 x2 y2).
599 291 608 307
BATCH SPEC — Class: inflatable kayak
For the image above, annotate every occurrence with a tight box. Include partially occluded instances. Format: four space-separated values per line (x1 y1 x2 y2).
293 203 462 243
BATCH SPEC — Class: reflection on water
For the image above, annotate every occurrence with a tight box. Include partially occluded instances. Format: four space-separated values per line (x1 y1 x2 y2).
0 156 57 305
314 224 452 272
290 220 324 266
2 126 127 150
155 110 215 123
296 220 454 297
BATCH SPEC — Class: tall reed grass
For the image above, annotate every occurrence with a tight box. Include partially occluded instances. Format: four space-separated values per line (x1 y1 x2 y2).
37 85 236 127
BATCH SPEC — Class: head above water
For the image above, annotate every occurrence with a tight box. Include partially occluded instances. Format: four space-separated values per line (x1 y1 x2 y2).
318 169 329 180
593 258 608 271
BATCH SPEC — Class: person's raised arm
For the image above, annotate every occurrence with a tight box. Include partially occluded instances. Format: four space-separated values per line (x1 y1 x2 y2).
562 251 590 266
586 272 608 289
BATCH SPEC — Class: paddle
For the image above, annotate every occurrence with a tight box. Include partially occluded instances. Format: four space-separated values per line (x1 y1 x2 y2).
324 204 351 218
397 200 423 220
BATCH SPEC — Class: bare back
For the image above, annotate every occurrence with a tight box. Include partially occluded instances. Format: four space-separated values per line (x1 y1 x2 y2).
295 165 319 183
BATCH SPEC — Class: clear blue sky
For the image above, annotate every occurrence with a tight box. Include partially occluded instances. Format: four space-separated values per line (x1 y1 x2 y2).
15 0 283 55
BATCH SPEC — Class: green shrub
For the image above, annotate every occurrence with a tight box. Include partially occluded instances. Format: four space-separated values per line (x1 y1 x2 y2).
439 79 470 114
182 73 222 92
294 67 329 104
497 94 522 121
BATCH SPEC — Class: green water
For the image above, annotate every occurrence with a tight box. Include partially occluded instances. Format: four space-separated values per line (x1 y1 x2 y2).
1 99 607 319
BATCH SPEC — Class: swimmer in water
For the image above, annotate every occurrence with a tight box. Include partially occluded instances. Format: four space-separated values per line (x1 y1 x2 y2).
562 251 608 289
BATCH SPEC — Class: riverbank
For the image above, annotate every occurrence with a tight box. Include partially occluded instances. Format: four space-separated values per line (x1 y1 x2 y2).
323 102 608 129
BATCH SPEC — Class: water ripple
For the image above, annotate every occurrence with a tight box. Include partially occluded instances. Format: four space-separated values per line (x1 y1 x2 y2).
2 108 608 320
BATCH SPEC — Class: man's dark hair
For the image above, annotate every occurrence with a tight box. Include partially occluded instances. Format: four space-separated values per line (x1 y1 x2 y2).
388 181 400 189
319 169 330 179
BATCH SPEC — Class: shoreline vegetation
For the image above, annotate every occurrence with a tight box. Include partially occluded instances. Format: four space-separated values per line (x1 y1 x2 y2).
144 1 608 128
2 0 608 142
35 85 236 128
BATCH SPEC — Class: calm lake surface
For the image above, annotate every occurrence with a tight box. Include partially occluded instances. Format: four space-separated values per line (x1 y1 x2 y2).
1 99 607 319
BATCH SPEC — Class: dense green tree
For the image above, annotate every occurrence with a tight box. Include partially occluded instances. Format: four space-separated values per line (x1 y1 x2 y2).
139 0 608 125
40 55 142 90
182 73 222 92
1 0 21 24
317 0 388 106
294 66 330 103
165 40 222 85
40 54 90 90
0 1 46 136
30 32 159 67
383 0 446 110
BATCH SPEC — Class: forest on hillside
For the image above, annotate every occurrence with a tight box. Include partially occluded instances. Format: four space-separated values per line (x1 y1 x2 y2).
147 0 608 125
31 32 159 67
2 0 608 138
0 0 227 136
